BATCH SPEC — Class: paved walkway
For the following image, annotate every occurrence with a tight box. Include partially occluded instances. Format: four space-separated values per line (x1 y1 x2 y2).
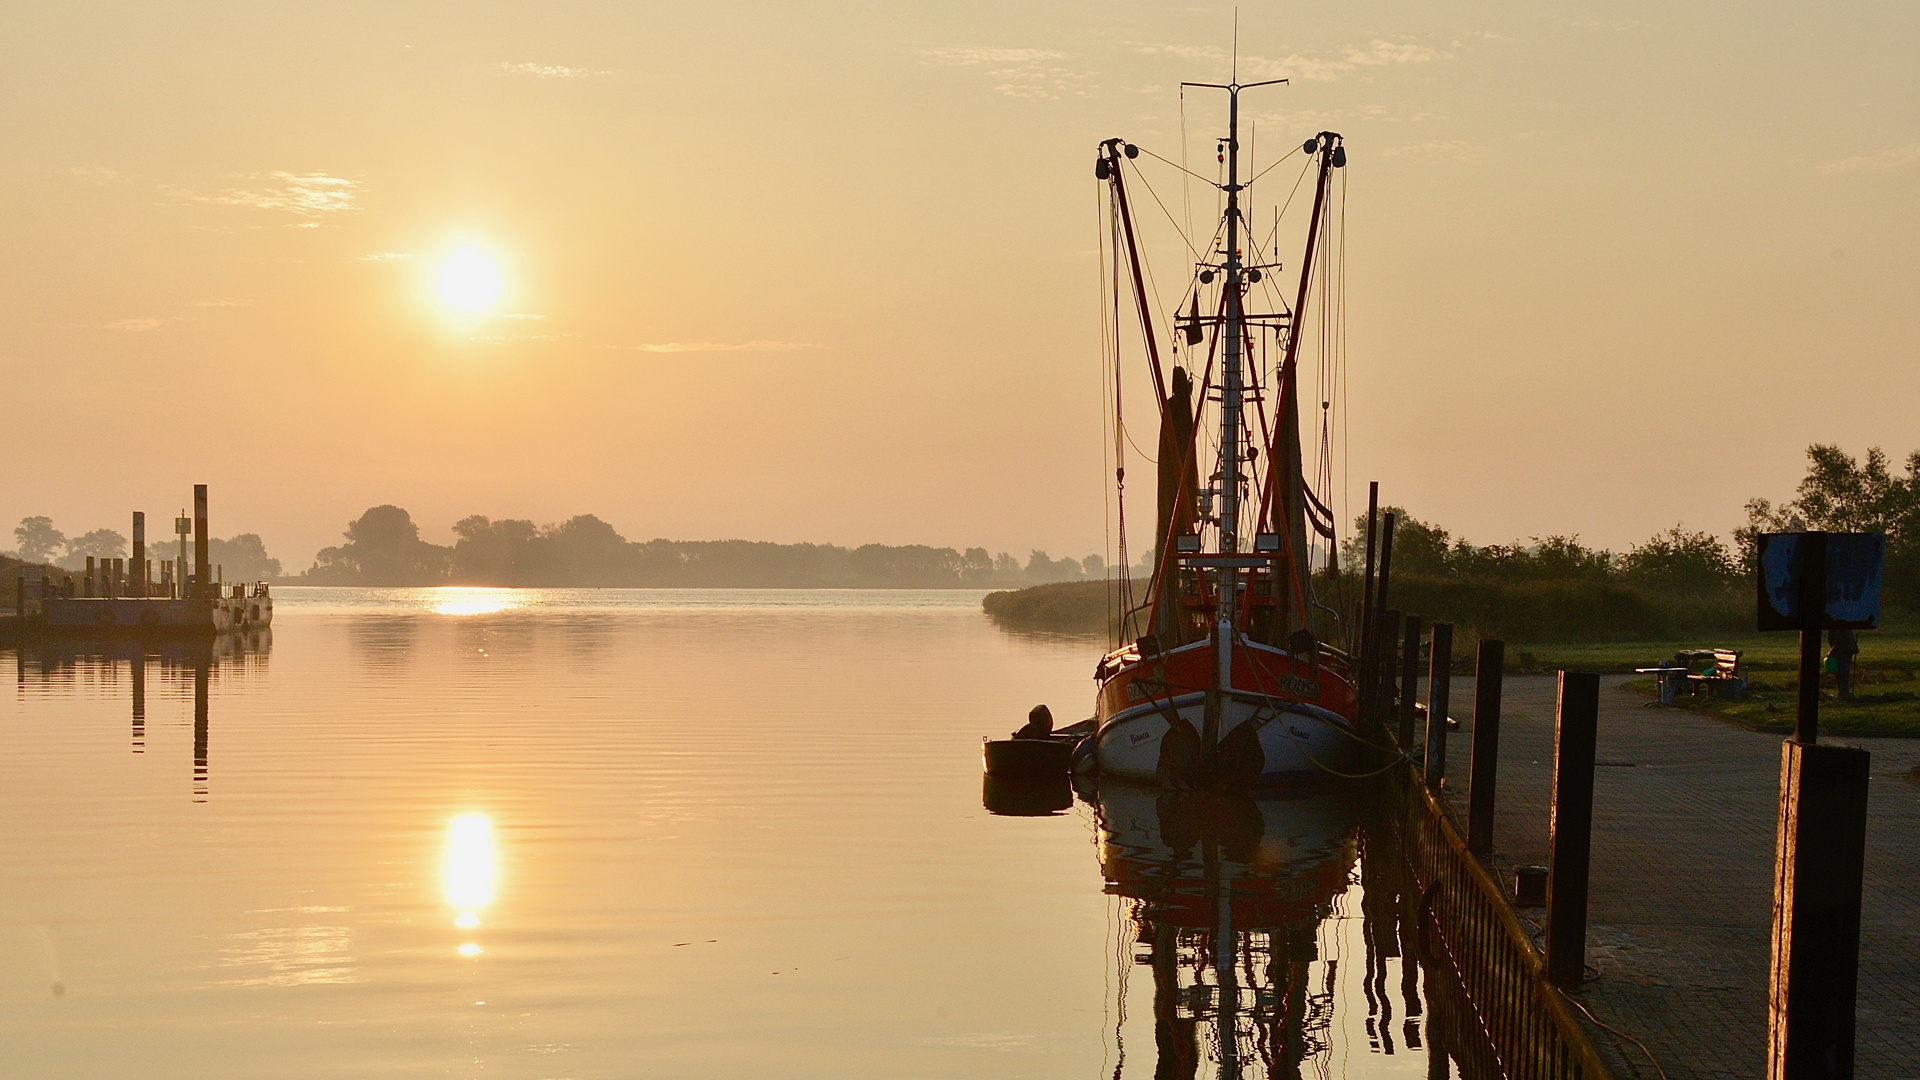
1427 674 1920 1080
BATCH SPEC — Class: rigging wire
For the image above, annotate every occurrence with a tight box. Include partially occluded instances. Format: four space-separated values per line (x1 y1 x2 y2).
1131 142 1218 188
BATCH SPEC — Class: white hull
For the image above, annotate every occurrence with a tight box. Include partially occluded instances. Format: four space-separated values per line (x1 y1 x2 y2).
1094 690 1365 782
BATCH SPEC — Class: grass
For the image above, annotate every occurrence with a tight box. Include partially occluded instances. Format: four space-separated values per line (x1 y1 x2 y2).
1623 663 1920 737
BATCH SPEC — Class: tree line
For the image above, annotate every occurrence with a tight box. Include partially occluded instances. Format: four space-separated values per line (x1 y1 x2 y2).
296 505 1109 588
7 516 281 581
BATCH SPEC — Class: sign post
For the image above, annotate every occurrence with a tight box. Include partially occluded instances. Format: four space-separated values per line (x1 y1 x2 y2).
1758 532 1880 1080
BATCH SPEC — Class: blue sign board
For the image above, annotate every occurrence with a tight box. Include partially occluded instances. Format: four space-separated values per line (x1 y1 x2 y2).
1756 532 1884 631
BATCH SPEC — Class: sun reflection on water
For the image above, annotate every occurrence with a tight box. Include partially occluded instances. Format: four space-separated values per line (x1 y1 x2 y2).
444 813 496 956
426 588 523 616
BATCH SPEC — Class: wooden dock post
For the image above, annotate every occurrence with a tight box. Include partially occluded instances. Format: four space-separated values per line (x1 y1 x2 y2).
1374 608 1402 728
193 484 209 599
1467 639 1505 856
1398 615 1424 754
1546 670 1600 987
1769 742 1869 1080
1424 622 1452 790
132 512 146 595
85 556 95 598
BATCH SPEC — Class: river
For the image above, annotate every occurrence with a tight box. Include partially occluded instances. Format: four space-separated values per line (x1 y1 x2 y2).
1 587 1447 1078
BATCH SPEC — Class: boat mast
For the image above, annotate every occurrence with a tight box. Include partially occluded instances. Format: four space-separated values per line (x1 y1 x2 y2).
1183 75 1284 688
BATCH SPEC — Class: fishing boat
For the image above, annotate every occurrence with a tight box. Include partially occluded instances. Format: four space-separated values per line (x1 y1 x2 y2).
1087 75 1365 785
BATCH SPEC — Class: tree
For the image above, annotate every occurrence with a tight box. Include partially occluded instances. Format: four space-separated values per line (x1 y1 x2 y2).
65 528 128 565
1738 444 1920 608
207 535 282 582
307 506 451 584
1622 526 1738 593
12 517 64 564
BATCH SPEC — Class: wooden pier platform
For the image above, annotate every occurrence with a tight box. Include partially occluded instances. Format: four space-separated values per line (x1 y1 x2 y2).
1432 674 1920 1080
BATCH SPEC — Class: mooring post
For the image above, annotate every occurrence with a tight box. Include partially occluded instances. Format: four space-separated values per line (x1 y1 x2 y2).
1374 608 1402 733
1546 670 1600 987
132 511 146 596
1425 622 1453 791
1768 741 1869 1080
1767 529 1870 1080
193 484 209 600
1360 481 1379 652
1399 615 1424 755
1467 638 1506 856
13 575 21 617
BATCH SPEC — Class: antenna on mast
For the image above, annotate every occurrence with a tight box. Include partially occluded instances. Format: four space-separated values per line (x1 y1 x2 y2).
1232 8 1239 83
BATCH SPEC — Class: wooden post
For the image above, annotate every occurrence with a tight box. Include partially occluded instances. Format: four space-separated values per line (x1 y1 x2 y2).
1398 615 1424 754
85 556 95 598
1546 670 1600 986
1467 639 1506 856
1374 609 1402 731
1768 741 1869 1080
1360 481 1379 656
194 484 209 600
132 511 146 596
13 575 21 617
1424 622 1452 790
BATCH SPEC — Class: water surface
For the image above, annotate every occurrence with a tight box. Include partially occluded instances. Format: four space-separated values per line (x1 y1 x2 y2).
2 588 1444 1078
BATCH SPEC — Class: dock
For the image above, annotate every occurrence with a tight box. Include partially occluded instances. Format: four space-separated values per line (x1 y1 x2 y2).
1434 674 1920 1078
10 483 272 637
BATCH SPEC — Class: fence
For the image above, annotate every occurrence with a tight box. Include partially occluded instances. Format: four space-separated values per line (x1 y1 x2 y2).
1396 772 1616 1080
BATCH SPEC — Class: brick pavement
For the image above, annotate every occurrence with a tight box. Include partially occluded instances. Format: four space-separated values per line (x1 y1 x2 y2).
1426 674 1920 1080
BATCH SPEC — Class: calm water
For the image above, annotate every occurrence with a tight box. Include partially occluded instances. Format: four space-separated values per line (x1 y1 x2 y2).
1 588 1445 1078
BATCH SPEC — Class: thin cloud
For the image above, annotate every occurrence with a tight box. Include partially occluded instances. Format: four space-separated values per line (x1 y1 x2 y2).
923 46 1088 100
57 166 127 186
1382 140 1483 161
623 340 820 354
193 297 253 307
1821 144 1920 174
104 317 174 332
500 61 614 79
180 173 361 219
1156 38 1444 83
357 252 418 262
498 313 546 321
925 47 1065 65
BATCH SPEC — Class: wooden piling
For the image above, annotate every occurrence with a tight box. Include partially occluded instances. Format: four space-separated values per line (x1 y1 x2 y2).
1546 670 1600 987
1425 622 1453 791
1399 615 1424 753
1467 639 1506 856
1360 481 1379 654
1374 609 1402 733
132 511 146 595
86 556 95 598
194 484 209 599
1768 740 1869 1080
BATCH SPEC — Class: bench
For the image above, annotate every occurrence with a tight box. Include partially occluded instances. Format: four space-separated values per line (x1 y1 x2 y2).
1680 648 1744 699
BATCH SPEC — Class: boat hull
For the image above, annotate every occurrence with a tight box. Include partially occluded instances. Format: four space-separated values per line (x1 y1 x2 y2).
1094 690 1364 782
1092 638 1364 784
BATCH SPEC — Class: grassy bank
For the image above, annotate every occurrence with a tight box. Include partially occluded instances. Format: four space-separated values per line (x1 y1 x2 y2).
1624 665 1920 737
980 580 1121 637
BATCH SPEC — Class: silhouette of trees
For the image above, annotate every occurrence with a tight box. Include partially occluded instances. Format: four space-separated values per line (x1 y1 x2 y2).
12 517 64 564
308 506 451 585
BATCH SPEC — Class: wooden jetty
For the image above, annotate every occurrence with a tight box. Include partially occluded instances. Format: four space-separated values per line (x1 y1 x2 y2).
13 483 272 638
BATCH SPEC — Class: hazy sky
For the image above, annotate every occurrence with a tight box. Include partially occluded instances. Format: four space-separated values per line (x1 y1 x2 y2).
3 2 1916 570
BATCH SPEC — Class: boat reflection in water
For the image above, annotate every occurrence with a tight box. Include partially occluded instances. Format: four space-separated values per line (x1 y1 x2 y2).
1092 779 1440 1078
10 629 271 800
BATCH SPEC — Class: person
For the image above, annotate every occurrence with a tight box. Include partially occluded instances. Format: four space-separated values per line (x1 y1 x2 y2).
1013 704 1053 740
1828 628 1859 700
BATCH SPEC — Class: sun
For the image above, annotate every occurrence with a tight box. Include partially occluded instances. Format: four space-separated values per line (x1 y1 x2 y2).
433 244 505 319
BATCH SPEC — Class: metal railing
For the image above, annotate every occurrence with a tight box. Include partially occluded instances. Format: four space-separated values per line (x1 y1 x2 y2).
1397 773 1616 1080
